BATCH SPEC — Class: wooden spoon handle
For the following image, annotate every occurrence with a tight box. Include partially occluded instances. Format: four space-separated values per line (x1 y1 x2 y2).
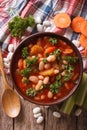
0 48 9 89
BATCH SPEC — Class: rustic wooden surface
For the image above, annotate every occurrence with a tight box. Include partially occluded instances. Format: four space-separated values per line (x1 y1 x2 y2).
0 74 87 130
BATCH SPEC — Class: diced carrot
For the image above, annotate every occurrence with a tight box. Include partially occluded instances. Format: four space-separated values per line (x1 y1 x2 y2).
71 16 85 32
44 46 56 56
63 48 73 54
54 13 71 28
79 34 87 48
18 59 23 69
30 45 43 55
81 21 87 37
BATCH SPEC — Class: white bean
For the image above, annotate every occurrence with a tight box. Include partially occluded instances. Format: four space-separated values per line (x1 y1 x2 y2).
8 44 14 52
44 63 51 69
47 55 56 62
53 111 61 118
33 107 41 114
35 80 43 91
7 52 13 60
75 108 82 116
37 24 43 32
38 75 44 80
34 113 42 118
43 76 49 84
45 26 51 32
43 20 51 26
36 116 44 124
26 26 33 32
54 69 59 74
47 91 53 98
4 62 10 69
63 60 68 64
39 61 44 71
3 58 9 63
61 71 66 76
29 76 38 83
35 16 42 24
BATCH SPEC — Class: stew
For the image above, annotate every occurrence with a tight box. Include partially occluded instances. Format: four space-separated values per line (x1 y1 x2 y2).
14 36 80 103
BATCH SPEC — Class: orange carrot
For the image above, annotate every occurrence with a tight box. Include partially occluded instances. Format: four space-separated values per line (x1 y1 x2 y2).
81 21 87 37
79 34 87 48
54 13 71 28
84 48 87 57
63 48 73 54
44 46 56 56
71 16 85 33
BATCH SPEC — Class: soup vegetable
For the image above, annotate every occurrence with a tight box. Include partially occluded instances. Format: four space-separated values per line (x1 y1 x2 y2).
14 36 80 103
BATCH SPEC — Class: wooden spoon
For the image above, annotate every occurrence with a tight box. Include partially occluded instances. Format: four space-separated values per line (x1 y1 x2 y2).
0 48 21 118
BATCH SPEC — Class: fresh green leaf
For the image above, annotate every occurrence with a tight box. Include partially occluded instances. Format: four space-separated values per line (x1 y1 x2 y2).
49 38 57 45
65 56 78 64
22 47 29 58
25 56 38 67
43 58 48 64
26 88 37 97
20 68 32 77
8 15 35 37
63 72 72 81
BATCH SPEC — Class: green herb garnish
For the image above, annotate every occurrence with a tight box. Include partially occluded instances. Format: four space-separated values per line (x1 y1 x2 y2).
22 47 29 58
49 38 57 45
8 15 35 37
43 58 48 64
20 68 32 77
25 56 38 67
26 88 37 97
65 56 78 64
50 75 62 93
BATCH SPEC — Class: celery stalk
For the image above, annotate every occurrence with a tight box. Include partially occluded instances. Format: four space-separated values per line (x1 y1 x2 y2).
75 73 87 106
83 92 87 109
60 93 77 115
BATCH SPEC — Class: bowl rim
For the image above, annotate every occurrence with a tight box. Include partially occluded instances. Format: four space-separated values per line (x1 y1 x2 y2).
10 32 83 105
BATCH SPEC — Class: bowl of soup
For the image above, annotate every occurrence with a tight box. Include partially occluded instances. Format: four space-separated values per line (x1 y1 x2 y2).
10 32 83 105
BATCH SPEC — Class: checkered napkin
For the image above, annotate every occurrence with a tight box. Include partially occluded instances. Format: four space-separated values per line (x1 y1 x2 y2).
0 0 87 73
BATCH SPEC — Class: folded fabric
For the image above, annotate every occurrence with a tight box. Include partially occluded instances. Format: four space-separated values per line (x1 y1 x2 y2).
0 0 87 73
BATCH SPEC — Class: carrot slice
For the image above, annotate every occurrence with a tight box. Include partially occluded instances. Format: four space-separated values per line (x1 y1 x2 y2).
79 34 87 48
54 13 71 28
81 21 87 37
71 16 85 33
44 46 56 56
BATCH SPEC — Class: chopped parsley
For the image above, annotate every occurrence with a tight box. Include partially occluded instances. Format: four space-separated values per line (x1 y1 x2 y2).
49 37 57 45
49 75 62 93
25 56 38 67
22 47 29 58
8 15 35 37
20 68 32 77
26 88 37 97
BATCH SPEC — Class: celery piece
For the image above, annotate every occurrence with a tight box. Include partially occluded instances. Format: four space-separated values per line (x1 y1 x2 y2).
83 92 87 109
60 90 77 115
75 73 87 106
60 73 87 115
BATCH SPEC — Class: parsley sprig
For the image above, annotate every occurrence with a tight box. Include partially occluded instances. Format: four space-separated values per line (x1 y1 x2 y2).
8 15 35 37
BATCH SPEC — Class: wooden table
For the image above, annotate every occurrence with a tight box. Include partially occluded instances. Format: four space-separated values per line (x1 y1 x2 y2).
0 74 87 130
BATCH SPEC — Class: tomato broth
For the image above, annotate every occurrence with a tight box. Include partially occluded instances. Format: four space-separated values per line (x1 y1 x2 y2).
13 36 81 104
